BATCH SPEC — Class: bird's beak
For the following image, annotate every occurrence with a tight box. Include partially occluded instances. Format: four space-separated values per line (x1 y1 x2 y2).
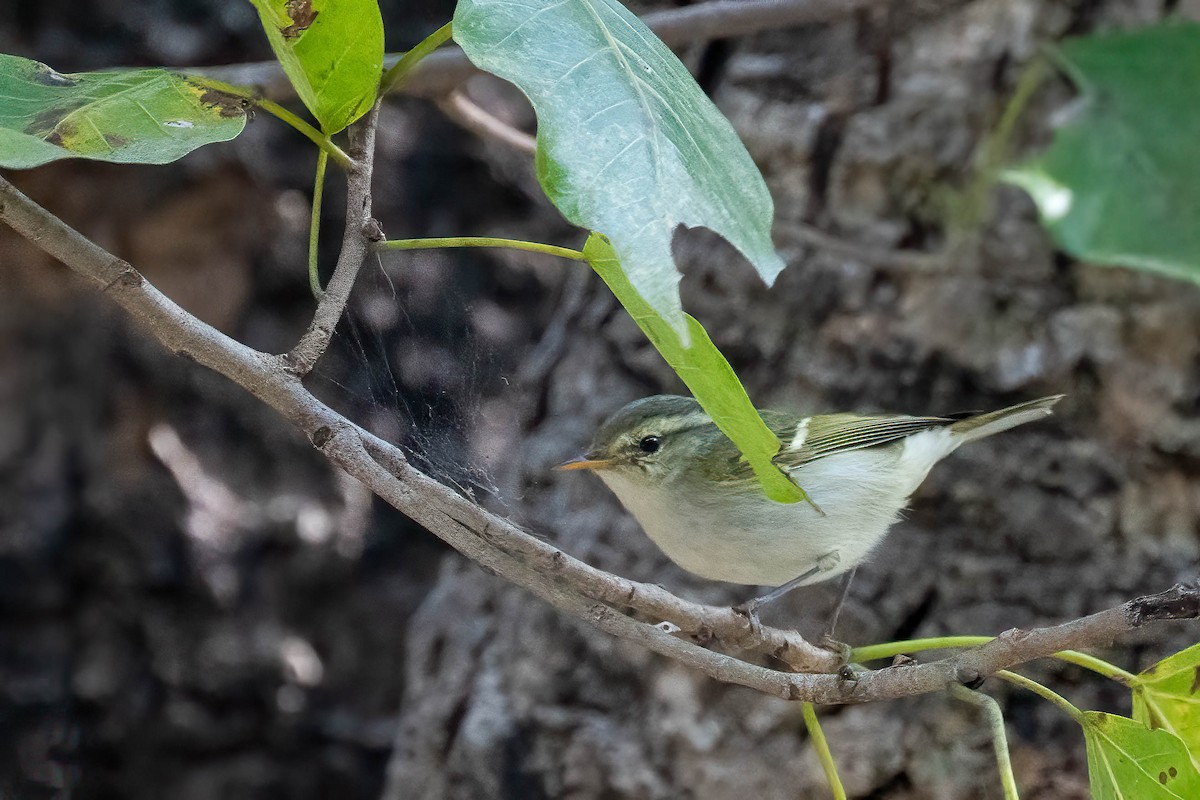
555 454 613 471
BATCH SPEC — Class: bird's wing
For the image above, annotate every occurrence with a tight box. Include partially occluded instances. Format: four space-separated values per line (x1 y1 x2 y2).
768 412 953 470
699 411 953 486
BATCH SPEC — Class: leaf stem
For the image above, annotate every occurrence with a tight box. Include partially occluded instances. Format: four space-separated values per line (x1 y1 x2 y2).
955 56 1049 230
982 56 1050 177
802 703 847 800
256 97 353 169
308 148 329 297
187 76 354 168
852 637 1133 682
852 636 991 662
996 670 1085 723
380 21 454 96
378 236 587 261
951 685 1020 800
1054 650 1135 682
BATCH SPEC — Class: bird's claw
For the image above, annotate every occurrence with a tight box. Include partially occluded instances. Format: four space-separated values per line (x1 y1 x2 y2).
820 634 854 667
732 600 764 639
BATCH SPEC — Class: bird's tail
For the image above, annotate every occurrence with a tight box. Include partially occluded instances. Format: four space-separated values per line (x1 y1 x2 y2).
949 395 1064 444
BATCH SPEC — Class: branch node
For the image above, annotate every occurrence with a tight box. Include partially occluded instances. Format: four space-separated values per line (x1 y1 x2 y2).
1127 582 1200 626
102 259 144 292
997 627 1031 646
311 425 333 448
284 327 333 376
363 217 384 241
956 666 985 689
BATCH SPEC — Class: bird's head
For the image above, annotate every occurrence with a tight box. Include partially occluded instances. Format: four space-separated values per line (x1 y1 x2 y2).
557 395 714 484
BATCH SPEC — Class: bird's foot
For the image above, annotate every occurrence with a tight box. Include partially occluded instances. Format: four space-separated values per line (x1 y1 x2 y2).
819 633 853 667
732 599 765 639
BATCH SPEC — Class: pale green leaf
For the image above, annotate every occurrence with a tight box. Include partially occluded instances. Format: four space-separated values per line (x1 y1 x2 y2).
249 0 383 133
584 234 803 504
1082 712 1200 799
454 0 785 337
0 54 246 169
1003 23 1200 283
1131 642 1200 772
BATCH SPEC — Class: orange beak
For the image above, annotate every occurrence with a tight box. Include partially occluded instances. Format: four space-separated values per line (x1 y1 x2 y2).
555 456 613 471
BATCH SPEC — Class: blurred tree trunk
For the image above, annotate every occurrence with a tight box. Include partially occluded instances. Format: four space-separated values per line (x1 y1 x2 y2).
2 1 1199 799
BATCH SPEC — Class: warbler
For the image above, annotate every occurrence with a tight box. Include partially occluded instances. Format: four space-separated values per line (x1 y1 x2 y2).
559 394 1062 618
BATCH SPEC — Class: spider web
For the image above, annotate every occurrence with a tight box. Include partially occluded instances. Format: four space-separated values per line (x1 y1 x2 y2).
310 250 510 512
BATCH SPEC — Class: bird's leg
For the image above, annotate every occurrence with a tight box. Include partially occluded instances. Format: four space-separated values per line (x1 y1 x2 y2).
822 566 858 642
732 550 841 634
817 566 859 666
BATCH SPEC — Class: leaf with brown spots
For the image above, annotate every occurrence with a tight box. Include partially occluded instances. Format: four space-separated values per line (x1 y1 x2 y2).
1132 643 1200 772
0 53 246 169
1082 712 1200 799
282 0 318 38
248 0 383 133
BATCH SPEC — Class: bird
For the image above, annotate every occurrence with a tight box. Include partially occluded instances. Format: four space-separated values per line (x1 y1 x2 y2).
559 394 1063 624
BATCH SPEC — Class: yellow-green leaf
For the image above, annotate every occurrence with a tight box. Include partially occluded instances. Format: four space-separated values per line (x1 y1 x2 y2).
584 234 804 504
1131 643 1200 772
1082 712 1200 799
0 54 246 169
248 0 383 133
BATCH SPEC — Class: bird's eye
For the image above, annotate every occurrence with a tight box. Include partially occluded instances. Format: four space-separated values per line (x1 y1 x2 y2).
638 435 661 454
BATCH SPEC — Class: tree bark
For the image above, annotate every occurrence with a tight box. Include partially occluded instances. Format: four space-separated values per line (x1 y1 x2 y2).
2 1 1199 799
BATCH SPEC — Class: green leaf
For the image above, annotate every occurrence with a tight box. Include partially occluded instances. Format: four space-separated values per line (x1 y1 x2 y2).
454 0 785 337
1003 23 1200 283
0 54 246 169
584 234 803 504
249 0 383 133
1082 712 1200 799
1131 643 1200 771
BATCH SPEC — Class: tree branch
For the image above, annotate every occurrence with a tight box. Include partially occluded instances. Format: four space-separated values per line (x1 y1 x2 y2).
285 102 383 376
2 175 1198 705
194 0 877 102
436 90 536 156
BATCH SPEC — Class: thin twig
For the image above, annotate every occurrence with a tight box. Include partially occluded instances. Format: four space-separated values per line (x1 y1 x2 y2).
193 0 877 101
1 174 1199 705
436 90 537 155
781 220 950 273
286 102 383 376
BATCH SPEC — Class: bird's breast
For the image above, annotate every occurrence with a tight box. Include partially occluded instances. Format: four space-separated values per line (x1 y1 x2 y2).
597 448 918 586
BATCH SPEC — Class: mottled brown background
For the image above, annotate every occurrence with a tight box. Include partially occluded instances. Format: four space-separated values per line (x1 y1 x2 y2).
2 1 1199 798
